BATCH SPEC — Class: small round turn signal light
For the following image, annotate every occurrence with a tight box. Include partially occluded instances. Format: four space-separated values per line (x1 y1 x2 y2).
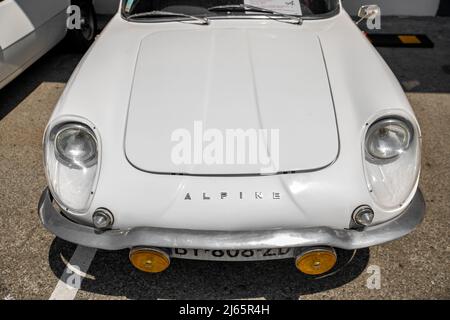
129 248 171 273
92 208 114 230
295 247 337 275
353 205 375 227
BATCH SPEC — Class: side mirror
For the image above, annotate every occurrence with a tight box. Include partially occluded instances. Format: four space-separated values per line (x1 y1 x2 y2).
358 5 381 20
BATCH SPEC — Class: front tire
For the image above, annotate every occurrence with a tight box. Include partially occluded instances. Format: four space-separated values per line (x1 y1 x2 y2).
67 0 97 52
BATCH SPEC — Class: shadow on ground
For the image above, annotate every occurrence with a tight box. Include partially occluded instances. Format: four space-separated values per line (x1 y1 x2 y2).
48 238 369 300
0 15 113 121
0 44 83 120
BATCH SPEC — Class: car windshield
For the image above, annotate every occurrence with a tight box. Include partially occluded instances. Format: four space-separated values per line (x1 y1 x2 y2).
122 0 340 21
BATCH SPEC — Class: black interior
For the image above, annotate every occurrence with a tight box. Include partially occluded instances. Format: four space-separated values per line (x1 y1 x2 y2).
126 0 339 16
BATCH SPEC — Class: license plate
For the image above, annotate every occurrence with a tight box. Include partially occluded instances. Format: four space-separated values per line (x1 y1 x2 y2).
171 248 294 261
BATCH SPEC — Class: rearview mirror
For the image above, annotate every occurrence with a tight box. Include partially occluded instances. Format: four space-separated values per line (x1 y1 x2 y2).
358 5 381 20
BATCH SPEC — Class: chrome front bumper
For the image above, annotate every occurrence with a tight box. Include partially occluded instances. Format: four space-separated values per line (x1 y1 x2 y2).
38 188 425 251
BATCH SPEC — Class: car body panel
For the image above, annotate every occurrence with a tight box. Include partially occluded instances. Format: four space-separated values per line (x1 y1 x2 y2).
0 0 69 89
125 28 338 175
47 6 421 233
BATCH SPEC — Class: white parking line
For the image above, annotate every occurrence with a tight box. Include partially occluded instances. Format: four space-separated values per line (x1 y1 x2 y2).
49 245 97 300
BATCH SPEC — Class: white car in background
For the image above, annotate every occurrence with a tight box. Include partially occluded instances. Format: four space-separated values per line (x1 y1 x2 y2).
0 0 98 90
39 0 425 276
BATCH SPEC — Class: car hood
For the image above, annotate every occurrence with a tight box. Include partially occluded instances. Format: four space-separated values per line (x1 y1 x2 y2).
125 28 339 175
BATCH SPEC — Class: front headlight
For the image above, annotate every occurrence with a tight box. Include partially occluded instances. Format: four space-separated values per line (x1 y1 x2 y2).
363 116 421 210
44 122 100 213
365 119 412 161
54 124 98 169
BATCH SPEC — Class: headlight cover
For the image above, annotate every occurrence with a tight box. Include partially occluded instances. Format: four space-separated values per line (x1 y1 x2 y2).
44 122 100 213
363 116 421 210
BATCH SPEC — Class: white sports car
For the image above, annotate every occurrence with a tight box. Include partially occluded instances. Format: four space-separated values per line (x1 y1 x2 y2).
39 0 425 275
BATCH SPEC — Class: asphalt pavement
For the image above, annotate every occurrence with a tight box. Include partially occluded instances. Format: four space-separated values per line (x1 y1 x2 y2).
0 17 449 300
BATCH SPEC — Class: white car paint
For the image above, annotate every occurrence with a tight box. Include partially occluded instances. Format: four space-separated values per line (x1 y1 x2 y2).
0 0 69 89
125 29 338 175
45 1 421 233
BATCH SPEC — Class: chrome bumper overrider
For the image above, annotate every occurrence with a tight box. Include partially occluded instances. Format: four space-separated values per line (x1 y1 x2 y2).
38 188 425 251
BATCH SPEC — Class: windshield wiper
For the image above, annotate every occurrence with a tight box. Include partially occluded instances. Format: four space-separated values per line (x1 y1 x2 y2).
207 4 303 25
127 11 210 25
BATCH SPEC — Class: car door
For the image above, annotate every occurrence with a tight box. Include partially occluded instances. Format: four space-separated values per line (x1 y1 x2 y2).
0 0 69 85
